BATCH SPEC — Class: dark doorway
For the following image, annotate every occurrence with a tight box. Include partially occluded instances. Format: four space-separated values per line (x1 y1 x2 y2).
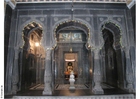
102 29 118 87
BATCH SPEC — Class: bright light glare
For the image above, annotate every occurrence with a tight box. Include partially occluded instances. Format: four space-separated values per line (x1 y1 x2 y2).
35 42 39 47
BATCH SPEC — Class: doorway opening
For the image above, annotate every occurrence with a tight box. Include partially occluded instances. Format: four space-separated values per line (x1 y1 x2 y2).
64 53 78 80
20 22 45 91
100 22 123 89
102 29 118 87
53 21 91 90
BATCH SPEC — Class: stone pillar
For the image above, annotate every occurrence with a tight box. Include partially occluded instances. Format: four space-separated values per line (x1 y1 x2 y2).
12 48 19 94
92 49 104 94
124 48 134 92
43 48 52 95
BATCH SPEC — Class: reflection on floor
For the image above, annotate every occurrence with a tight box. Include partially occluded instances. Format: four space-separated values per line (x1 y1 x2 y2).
29 83 114 91
5 83 130 98
30 84 44 90
55 84 89 90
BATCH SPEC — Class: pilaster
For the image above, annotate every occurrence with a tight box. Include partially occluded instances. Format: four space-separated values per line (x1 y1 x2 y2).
12 48 19 94
92 49 104 94
124 48 134 93
43 48 52 95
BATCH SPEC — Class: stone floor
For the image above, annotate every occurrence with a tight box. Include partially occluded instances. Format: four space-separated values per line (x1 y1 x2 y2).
5 84 131 98
29 83 114 91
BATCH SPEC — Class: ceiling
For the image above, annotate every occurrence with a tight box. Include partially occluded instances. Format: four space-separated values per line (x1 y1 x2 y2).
4 0 135 10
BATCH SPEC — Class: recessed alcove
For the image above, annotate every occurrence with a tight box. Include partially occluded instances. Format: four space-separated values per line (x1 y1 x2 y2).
54 26 91 88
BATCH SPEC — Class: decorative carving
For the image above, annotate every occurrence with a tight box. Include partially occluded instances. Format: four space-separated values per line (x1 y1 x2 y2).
59 33 82 42
40 18 44 21
101 21 122 50
54 17 58 21
117 18 121 22
99 18 104 21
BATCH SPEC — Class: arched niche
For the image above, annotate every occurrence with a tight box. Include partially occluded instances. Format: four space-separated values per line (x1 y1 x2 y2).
20 21 46 91
100 21 125 89
17 19 46 50
52 20 92 86
101 21 122 50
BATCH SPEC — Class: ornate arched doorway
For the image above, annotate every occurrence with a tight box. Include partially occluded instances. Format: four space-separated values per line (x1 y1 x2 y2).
100 21 125 89
53 20 92 90
20 22 45 91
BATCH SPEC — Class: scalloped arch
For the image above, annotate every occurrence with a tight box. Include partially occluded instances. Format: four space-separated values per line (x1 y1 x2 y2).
101 20 123 50
52 19 92 49
18 19 45 49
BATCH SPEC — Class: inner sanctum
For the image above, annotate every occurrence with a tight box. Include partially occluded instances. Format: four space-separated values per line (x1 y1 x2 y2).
54 27 90 86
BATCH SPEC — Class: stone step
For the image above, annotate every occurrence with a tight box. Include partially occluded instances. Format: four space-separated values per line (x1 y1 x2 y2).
13 94 135 99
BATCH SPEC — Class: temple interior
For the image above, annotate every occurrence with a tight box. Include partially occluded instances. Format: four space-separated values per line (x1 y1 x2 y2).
4 0 136 99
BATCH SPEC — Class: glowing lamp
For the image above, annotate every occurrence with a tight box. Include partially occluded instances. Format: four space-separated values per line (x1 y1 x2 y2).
35 42 39 47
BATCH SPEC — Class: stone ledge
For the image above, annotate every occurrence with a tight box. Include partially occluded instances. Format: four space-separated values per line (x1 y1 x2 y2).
13 94 135 99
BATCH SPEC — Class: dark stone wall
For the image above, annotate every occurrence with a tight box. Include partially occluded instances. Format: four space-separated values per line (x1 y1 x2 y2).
4 4 13 83
130 4 136 42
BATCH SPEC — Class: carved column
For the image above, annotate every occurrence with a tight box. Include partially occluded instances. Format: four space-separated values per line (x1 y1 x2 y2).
12 48 19 94
43 48 52 95
92 49 104 94
124 48 134 92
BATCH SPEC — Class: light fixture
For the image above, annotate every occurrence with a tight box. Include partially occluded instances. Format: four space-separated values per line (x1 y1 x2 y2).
70 47 73 52
35 42 40 47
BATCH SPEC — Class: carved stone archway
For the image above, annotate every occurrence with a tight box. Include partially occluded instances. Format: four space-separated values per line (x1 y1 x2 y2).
19 21 45 91
52 19 93 49
43 19 95 95
100 21 134 92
